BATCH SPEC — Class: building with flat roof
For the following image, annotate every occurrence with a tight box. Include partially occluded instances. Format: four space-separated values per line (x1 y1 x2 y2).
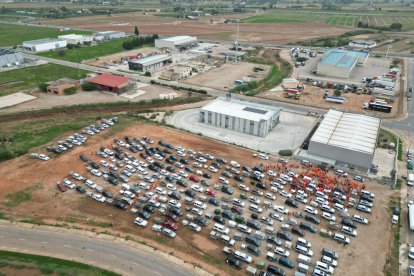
199 97 281 137
155 36 197 50
47 78 80 95
308 109 380 171
128 54 172 72
58 34 93 45
0 49 23 67
23 38 67 52
95 31 126 41
316 48 369 78
87 73 129 93
349 40 377 49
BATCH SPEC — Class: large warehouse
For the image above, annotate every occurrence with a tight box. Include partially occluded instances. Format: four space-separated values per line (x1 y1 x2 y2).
307 109 380 171
317 48 369 78
23 38 67 52
128 54 172 72
199 98 281 137
0 49 23 67
57 34 93 45
155 36 197 50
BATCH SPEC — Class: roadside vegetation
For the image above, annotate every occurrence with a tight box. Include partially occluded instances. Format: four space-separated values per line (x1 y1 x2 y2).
0 23 91 47
39 37 154 62
0 250 119 276
385 197 401 276
0 63 88 97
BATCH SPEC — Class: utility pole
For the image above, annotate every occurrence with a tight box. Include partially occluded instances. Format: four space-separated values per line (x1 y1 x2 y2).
235 19 240 63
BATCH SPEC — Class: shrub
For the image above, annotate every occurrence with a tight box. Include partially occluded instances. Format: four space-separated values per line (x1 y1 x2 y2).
144 71 151 77
64 87 77 95
81 82 97 91
279 149 292 156
334 89 342 96
38 82 48 92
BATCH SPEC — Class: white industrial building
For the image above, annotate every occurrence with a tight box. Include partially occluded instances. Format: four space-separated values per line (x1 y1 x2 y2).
349 40 377 49
23 38 67 52
316 48 369 78
95 31 126 41
199 97 281 137
155 36 197 50
128 54 172 72
57 34 93 45
0 49 24 67
307 109 380 171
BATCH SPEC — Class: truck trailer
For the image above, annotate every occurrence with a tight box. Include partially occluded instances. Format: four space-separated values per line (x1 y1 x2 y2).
325 96 345 104
362 102 392 113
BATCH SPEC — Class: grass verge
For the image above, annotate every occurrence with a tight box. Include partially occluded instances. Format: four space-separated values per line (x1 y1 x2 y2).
385 197 401 276
5 189 32 207
0 63 88 97
0 250 119 275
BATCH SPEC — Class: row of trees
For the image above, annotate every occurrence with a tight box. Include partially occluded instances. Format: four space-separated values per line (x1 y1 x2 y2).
357 21 403 31
122 34 158 50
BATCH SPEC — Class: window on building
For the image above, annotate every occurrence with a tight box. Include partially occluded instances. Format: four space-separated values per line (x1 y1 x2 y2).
207 112 212 123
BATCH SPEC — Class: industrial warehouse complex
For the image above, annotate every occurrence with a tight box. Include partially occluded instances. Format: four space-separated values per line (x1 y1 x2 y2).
316 48 369 78
23 38 67 52
199 97 281 137
155 36 197 50
307 109 380 171
128 54 172 72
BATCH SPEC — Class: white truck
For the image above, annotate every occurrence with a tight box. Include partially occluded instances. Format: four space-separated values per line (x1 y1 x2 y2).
408 174 414 186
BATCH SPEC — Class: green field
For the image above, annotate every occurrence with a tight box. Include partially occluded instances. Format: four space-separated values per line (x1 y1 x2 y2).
39 38 153 62
0 63 88 97
0 250 119 275
0 23 91 47
242 11 414 30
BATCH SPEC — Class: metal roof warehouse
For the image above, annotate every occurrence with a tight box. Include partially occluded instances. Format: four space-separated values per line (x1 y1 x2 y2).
308 109 380 170
128 55 172 72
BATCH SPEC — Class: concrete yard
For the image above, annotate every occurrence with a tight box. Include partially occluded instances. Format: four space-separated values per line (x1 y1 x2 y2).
169 108 317 154
371 148 396 178
0 92 37 109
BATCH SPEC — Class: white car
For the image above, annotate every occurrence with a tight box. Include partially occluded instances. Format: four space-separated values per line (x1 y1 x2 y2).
279 190 292 198
38 154 50 161
109 156 116 163
193 162 202 168
177 151 186 157
249 196 261 205
196 157 207 163
239 184 250 192
155 187 166 195
322 212 336 222
178 171 188 178
261 216 274 226
205 154 214 160
208 166 218 173
92 194 106 202
160 169 169 176
168 200 182 208
230 160 240 168
134 217 148 227
154 154 163 160
100 160 109 167
191 207 203 216
138 167 148 175
91 169 102 177
265 193 276 200
274 247 290 257
341 226 357 237
175 162 184 169
409 245 414 260
273 205 289 215
166 183 177 191
267 170 277 177
233 198 245 207
146 157 154 164
315 197 328 206
63 179 75 189
304 205 318 215
270 212 284 222
191 184 204 193
85 179 97 189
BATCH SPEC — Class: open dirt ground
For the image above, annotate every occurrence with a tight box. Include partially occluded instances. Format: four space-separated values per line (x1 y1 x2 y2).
0 120 396 275
183 62 271 90
38 13 349 44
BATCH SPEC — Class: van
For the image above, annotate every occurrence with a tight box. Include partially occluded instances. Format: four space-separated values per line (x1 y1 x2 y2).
315 261 334 274
312 268 327 276
298 263 309 273
295 244 313 257
214 223 229 234
265 226 275 234
255 231 266 240
297 254 311 265
220 235 235 246
194 200 207 210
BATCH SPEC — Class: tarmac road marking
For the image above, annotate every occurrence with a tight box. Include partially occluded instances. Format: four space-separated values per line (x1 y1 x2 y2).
131 261 140 266
64 245 71 247
87 249 95 252
19 238 26 241
41 242 48 244
111 254 117 258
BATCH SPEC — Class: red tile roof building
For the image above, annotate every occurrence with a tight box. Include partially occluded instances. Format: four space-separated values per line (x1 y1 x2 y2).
87 73 129 93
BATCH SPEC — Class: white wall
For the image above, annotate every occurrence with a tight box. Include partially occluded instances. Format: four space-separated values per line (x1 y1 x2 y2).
317 63 354 78
23 40 67 52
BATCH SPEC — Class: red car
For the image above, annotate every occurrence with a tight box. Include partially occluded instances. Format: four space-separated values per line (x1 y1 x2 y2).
57 183 67 192
189 175 200 182
205 189 217 197
164 220 178 231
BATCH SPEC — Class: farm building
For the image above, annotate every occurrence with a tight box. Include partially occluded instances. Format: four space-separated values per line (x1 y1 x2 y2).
95 31 126 41
47 78 80 95
128 55 172 72
349 40 377 49
0 49 23 67
316 48 369 78
23 38 67 52
155 36 197 50
307 109 380 171
57 34 93 45
199 97 281 137
87 73 130 94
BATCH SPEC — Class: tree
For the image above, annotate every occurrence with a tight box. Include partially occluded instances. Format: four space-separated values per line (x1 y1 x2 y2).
134 26 140 36
38 82 48 92
390 23 403 31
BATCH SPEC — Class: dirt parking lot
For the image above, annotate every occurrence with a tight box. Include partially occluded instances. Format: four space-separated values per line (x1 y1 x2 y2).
0 120 396 276
183 62 270 90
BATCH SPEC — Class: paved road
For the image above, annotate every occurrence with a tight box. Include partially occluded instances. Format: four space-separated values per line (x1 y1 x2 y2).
0 223 196 276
